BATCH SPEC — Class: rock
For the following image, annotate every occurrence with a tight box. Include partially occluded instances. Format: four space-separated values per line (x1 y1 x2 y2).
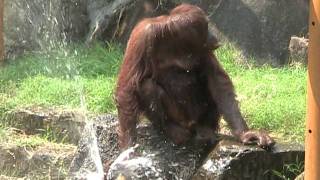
87 0 309 65
193 138 304 180
289 36 308 65
69 114 305 180
27 145 76 179
106 145 162 179
86 0 174 44
5 107 86 144
69 114 120 179
195 0 309 65
0 143 75 179
3 0 88 59
0 175 25 180
0 145 29 175
3 0 308 65
69 114 213 179
106 133 212 180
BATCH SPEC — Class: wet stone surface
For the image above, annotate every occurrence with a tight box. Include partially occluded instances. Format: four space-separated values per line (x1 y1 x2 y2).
69 114 304 180
106 129 213 180
69 114 121 179
69 114 213 179
193 138 304 180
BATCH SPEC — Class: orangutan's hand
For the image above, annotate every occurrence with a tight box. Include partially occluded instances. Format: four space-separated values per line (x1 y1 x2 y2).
240 130 275 149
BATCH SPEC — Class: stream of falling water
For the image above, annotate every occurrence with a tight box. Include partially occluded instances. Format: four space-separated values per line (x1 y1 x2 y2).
76 76 104 179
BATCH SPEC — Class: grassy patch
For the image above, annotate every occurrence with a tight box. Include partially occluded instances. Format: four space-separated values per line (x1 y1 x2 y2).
272 157 304 180
0 127 48 148
0 43 307 143
0 43 122 114
216 44 306 142
0 43 122 146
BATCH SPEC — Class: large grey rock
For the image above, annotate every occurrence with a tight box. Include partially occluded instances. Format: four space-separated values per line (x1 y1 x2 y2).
86 0 174 44
289 36 308 65
0 144 75 179
69 114 304 180
191 0 309 65
3 0 308 65
106 130 213 180
3 0 88 59
69 114 213 179
87 0 309 65
193 138 304 180
5 107 86 144
69 114 121 179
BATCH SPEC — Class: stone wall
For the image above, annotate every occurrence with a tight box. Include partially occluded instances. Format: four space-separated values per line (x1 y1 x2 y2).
3 0 88 59
202 0 309 65
3 0 309 65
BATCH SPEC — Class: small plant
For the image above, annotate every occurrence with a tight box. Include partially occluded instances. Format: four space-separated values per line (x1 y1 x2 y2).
271 157 304 180
40 127 69 144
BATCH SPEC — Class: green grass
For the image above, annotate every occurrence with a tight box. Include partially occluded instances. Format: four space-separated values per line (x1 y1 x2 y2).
272 157 304 179
0 126 49 148
216 44 306 142
0 43 122 113
0 43 307 143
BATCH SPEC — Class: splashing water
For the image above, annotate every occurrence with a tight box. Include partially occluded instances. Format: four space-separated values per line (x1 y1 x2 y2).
79 121 105 180
76 76 104 180
6 1 105 179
